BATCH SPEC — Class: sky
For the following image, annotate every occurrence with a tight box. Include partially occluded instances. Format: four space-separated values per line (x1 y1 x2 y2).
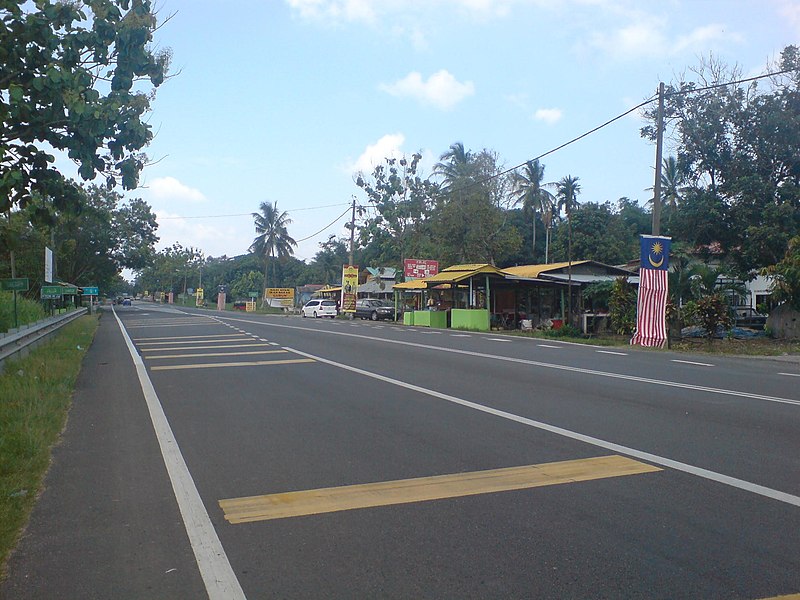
107 0 800 264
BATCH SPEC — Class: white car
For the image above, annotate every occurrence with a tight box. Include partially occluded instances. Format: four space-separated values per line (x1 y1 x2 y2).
301 299 338 318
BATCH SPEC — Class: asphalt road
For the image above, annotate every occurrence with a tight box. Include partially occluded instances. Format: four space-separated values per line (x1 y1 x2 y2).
2 303 798 599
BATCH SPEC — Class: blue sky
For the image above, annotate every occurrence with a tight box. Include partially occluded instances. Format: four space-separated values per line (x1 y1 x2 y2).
122 0 800 263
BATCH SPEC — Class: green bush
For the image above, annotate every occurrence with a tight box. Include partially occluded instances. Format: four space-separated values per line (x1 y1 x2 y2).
0 292 46 333
543 324 582 338
609 277 637 335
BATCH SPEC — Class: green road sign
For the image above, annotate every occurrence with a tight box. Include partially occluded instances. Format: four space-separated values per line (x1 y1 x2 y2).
0 278 29 292
248 292 259 298
41 285 63 300
62 286 78 295
82 286 99 295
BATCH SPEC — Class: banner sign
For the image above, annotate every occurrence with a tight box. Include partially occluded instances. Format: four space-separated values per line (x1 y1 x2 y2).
341 265 358 312
82 286 99 296
44 247 53 283
404 259 439 280
631 235 671 348
265 287 294 306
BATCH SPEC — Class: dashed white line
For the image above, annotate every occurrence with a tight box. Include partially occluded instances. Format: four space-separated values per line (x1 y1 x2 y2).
672 359 714 367
778 372 800 377
488 338 511 342
450 334 472 338
538 344 561 349
597 350 628 356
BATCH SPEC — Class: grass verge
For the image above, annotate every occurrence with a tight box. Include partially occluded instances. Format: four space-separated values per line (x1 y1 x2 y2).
0 314 99 576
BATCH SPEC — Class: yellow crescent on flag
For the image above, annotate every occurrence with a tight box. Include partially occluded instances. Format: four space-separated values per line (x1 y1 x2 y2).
648 255 664 268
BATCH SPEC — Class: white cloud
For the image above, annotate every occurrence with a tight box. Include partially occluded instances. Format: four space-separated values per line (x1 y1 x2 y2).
154 209 247 258
286 0 377 24
534 107 563 124
147 177 206 203
379 70 475 110
350 133 406 174
672 23 737 55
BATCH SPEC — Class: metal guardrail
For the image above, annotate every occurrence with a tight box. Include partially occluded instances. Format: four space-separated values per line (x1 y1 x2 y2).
0 307 89 371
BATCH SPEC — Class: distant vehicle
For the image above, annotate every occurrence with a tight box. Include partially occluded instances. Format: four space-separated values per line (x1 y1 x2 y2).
301 299 337 318
122 297 131 306
355 298 397 321
233 300 248 311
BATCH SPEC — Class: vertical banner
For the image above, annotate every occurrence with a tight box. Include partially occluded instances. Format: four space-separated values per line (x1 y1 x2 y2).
631 235 671 348
44 247 53 283
341 265 358 313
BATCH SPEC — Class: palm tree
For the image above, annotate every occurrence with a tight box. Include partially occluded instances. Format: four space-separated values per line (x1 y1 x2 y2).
511 159 554 263
555 175 581 325
660 155 684 212
250 201 297 304
433 142 472 191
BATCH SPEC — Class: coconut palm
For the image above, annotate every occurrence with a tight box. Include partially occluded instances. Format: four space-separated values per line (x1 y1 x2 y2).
511 159 554 263
250 201 297 303
555 175 581 323
433 142 472 191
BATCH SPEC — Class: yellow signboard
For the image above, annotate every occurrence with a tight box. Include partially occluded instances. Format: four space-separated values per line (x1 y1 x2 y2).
265 288 293 299
341 265 358 312
196 287 204 299
265 287 294 307
246 301 257 312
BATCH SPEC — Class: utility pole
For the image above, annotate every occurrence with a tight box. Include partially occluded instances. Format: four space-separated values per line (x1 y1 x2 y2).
652 81 665 236
348 195 356 266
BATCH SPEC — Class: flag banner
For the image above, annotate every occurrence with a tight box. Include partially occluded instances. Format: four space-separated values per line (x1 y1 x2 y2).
631 235 672 348
640 235 671 270
631 268 669 347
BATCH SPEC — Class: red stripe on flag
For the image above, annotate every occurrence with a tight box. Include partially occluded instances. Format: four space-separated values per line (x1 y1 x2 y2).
631 268 668 347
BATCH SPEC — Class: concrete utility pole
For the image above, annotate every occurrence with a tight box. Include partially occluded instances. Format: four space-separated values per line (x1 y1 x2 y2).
348 195 356 266
652 82 665 236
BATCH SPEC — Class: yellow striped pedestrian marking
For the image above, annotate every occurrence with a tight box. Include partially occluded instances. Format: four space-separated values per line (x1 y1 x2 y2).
150 358 315 371
145 350 288 360
219 455 661 524
140 343 272 352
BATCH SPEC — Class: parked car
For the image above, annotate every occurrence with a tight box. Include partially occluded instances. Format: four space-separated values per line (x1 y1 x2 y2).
355 298 397 321
301 299 338 318
122 297 132 306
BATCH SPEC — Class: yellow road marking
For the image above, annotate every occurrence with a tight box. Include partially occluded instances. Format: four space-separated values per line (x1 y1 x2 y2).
145 350 288 360
140 343 272 352
219 455 661 524
758 595 800 599
137 337 250 346
150 358 315 371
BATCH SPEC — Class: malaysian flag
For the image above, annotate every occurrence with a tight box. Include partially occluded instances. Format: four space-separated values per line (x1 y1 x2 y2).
631 235 671 348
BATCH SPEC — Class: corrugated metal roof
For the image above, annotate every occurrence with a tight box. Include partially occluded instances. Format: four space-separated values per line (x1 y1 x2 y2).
394 279 429 290
503 262 589 278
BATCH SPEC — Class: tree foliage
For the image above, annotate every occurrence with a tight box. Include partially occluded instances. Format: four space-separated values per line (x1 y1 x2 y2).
761 235 800 310
0 0 171 213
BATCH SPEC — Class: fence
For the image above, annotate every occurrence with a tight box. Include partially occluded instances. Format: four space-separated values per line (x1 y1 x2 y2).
0 307 88 372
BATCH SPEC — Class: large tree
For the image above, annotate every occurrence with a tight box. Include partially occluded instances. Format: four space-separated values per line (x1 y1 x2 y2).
641 47 800 275
250 201 297 298
355 153 438 266
0 1 171 214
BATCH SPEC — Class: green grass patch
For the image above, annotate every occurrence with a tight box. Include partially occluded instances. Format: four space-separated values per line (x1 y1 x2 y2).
0 314 99 576
0 292 45 333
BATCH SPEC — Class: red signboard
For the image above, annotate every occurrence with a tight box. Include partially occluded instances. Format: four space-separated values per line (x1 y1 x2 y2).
404 259 439 280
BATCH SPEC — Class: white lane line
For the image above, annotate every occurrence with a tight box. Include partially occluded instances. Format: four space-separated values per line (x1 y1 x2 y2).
112 310 246 600
451 334 472 338
778 372 800 377
538 344 561 349
597 350 628 356
214 315 800 407
672 359 714 367
285 346 800 509
488 338 511 342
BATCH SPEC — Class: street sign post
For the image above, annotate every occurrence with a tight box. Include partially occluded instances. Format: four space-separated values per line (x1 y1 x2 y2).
82 286 99 296
1 278 29 292
41 285 63 300
1 278 29 328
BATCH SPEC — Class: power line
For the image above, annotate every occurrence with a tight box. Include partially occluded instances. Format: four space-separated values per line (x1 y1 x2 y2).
157 202 350 220
294 205 353 243
447 67 797 196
